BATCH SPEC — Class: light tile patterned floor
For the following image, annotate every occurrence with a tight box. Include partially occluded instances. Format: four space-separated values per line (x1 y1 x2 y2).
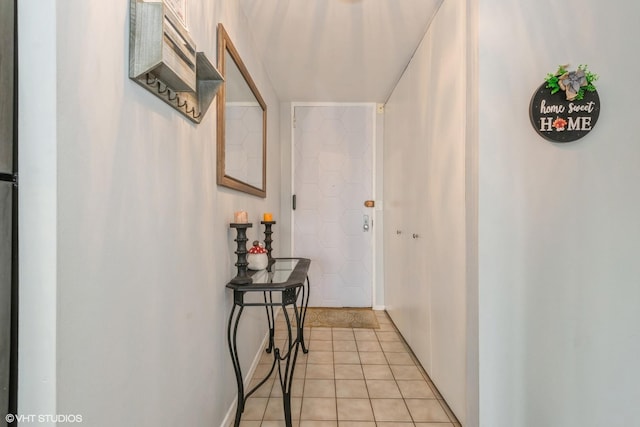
236 310 461 427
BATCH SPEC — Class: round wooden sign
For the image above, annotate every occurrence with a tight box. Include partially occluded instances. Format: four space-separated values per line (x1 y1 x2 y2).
529 82 600 143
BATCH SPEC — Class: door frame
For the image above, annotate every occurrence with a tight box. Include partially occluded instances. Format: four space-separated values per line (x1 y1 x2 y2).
290 102 382 308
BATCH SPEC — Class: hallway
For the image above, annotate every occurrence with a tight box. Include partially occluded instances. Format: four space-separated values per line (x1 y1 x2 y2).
237 310 460 427
14 1 640 426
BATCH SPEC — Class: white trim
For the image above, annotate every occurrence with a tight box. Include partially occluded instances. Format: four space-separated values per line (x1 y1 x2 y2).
290 105 296 255
370 104 378 309
373 105 385 309
372 305 386 311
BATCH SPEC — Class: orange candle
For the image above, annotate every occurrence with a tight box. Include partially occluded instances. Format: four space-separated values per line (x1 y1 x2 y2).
263 212 273 222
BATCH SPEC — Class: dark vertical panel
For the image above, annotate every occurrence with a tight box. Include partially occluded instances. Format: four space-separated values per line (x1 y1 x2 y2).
0 183 11 426
0 0 15 174
0 1 16 425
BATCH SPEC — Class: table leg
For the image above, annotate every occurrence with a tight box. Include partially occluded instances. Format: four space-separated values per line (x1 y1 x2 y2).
227 303 245 427
275 303 302 427
298 276 311 354
244 294 278 400
264 291 275 353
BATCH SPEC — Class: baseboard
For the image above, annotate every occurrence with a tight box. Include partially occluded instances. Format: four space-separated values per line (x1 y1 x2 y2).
372 305 386 311
220 324 273 427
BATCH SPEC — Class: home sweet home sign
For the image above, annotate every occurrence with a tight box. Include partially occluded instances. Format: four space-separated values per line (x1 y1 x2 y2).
529 65 600 143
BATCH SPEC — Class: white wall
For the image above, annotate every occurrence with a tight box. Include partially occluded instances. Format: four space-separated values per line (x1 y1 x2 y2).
19 1 282 426
383 0 471 423
478 1 640 426
17 1 58 423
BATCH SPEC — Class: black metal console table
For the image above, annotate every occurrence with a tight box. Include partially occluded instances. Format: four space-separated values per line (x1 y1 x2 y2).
226 258 311 427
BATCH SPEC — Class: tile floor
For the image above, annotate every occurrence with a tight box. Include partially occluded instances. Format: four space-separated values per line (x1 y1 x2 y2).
236 310 461 427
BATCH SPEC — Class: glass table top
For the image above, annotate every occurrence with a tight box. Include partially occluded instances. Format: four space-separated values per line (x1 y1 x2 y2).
227 258 309 291
251 259 299 285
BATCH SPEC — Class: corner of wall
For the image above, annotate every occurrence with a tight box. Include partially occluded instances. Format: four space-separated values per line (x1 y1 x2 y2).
464 0 479 424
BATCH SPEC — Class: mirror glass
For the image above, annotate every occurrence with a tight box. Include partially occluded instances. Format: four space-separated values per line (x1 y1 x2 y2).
217 24 267 197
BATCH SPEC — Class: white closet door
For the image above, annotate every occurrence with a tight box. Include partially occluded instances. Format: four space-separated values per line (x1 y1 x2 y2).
383 131 413 343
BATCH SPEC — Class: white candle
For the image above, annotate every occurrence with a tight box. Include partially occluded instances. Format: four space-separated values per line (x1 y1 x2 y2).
234 210 248 223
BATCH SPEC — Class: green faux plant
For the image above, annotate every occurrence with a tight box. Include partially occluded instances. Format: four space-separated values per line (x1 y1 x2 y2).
545 64 598 101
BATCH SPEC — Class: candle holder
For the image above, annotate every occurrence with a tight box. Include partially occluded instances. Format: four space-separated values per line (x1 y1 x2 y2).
261 221 276 272
230 223 253 285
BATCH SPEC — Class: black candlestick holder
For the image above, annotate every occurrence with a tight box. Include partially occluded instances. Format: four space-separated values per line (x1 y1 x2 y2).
261 221 276 272
230 223 253 285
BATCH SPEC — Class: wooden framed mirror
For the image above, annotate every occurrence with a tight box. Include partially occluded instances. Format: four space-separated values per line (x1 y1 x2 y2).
217 24 267 198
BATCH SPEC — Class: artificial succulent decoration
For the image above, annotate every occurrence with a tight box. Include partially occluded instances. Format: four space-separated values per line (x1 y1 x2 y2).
545 64 598 101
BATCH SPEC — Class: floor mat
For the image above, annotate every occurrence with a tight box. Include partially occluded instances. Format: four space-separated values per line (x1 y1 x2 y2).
304 307 380 329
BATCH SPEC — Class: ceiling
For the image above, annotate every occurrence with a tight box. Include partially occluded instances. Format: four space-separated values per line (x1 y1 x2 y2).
239 0 443 103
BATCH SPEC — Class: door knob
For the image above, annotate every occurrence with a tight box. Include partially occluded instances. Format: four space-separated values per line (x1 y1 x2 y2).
363 215 370 232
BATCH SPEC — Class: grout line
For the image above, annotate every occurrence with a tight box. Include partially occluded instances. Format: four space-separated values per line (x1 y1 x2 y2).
380 310 461 425
270 310 459 425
